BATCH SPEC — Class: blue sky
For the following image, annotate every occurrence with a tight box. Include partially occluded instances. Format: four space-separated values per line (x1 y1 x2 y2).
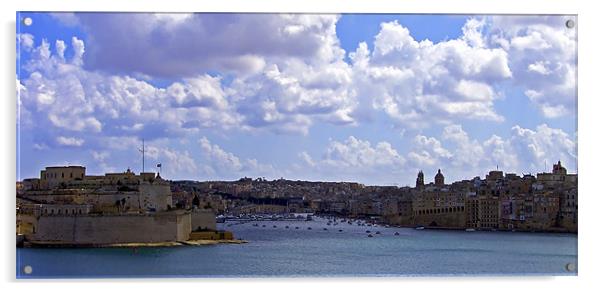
17 13 577 186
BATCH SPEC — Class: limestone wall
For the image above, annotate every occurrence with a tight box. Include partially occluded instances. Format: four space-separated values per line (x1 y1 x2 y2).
139 183 172 211
28 211 191 245
191 210 217 231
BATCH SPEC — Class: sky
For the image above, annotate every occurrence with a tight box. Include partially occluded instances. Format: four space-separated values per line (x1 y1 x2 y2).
16 13 577 186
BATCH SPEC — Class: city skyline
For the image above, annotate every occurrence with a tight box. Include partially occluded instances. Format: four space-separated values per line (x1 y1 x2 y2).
17 13 577 186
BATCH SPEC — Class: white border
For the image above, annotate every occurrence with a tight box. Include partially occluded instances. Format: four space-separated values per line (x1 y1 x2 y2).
2 0 601 290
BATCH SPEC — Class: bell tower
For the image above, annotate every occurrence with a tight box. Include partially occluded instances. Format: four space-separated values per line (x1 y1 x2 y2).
416 170 424 189
435 169 445 186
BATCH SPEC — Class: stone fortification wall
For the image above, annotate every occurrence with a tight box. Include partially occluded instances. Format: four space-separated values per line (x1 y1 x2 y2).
191 209 217 231
27 211 191 245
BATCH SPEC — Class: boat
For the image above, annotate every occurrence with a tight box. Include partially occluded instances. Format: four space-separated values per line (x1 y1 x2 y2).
273 225 277 228
308 227 312 230
323 228 328 231
285 225 289 229
367 234 373 237
375 231 381 234
366 230 371 233
295 226 299 229
415 226 425 230
465 228 476 232
394 232 400 236
338 229 343 232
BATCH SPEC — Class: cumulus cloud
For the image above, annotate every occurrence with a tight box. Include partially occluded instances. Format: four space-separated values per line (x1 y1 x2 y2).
299 136 407 184
19 36 244 152
18 14 577 182
70 13 343 78
349 19 510 127
18 33 35 51
56 136 84 147
488 15 577 118
199 137 274 179
231 62 356 135
408 135 452 167
407 123 576 182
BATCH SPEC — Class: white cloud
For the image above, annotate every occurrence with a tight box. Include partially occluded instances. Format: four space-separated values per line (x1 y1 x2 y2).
18 15 577 182
18 33 34 51
56 136 84 147
300 136 407 184
19 37 244 150
527 61 551 75
160 148 198 176
71 13 343 77
407 123 576 181
199 137 243 173
350 19 510 127
91 150 109 162
408 135 453 167
55 40 66 59
199 137 274 179
489 15 577 118
508 124 577 172
167 75 228 109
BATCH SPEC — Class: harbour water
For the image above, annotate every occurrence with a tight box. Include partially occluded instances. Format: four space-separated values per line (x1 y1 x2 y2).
16 217 577 278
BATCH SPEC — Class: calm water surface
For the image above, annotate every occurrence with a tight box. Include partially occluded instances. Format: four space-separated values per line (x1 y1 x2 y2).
17 217 577 278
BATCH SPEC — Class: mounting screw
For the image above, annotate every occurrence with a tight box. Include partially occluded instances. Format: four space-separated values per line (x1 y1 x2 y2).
23 17 32 26
565 19 575 29
565 262 576 272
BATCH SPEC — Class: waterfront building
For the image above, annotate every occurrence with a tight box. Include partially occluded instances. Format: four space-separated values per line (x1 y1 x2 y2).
465 193 500 229
559 187 578 232
412 189 466 228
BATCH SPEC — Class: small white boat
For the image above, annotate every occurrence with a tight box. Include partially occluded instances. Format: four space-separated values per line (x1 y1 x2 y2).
465 228 476 232
415 226 425 230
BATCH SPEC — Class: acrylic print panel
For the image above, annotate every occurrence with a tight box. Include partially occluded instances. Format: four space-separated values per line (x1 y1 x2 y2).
16 12 577 278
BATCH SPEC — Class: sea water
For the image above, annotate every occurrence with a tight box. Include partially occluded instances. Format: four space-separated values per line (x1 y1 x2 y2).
16 217 577 278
